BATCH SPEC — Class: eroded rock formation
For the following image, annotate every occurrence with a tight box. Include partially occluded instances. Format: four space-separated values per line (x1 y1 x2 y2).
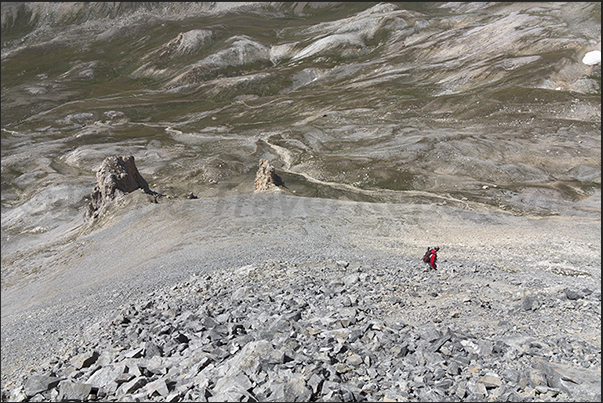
86 155 155 220
254 159 286 192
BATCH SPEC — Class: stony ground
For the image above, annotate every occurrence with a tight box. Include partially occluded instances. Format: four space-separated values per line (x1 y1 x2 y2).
1 193 600 402
1 3 600 401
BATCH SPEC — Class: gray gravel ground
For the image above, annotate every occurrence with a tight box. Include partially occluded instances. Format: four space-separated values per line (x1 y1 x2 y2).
1 192 601 400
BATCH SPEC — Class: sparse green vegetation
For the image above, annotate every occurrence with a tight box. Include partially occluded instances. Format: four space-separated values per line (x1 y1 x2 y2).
551 267 593 277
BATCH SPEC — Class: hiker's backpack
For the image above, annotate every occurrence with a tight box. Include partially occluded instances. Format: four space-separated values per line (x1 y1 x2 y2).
422 247 432 263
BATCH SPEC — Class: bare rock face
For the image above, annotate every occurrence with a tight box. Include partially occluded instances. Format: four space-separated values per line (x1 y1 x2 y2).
86 155 154 220
254 159 286 193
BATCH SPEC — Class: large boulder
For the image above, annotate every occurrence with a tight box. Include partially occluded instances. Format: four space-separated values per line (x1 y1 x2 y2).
253 159 287 193
86 155 155 220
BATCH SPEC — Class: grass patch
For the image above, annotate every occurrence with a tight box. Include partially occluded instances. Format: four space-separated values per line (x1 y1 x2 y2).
550 267 592 277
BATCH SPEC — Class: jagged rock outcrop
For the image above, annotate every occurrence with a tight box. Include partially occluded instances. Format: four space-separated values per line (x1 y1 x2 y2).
86 155 155 220
254 159 287 193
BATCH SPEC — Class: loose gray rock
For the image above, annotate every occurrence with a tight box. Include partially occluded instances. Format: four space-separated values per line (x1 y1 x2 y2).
565 289 583 300
23 376 60 398
2 260 600 402
70 350 99 369
56 381 92 401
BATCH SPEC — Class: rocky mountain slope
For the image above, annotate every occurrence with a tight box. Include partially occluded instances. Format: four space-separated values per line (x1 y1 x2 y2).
1 2 601 401
3 256 601 401
2 2 600 217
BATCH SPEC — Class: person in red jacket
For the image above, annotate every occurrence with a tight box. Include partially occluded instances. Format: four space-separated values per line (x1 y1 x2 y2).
423 246 439 271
